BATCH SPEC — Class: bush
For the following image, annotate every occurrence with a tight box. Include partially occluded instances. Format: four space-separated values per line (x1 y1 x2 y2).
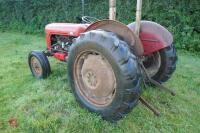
0 0 199 52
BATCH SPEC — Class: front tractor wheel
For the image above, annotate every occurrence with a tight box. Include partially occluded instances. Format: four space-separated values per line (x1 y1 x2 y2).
28 51 51 79
68 30 141 121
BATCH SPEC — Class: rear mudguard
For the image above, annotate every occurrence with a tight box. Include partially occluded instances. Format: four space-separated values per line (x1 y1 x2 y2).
86 20 144 56
128 21 173 55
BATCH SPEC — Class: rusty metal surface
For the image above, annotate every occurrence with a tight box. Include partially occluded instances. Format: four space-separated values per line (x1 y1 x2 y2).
31 57 42 76
74 51 116 107
128 21 173 45
86 20 144 56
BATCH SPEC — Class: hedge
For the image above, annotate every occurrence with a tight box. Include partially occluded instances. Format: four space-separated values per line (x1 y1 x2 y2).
0 0 199 52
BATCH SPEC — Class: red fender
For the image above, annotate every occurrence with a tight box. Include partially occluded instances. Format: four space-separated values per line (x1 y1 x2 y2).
128 21 173 55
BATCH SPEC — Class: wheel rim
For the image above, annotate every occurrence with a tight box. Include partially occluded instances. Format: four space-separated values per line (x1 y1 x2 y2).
143 52 161 77
31 56 42 76
74 51 116 107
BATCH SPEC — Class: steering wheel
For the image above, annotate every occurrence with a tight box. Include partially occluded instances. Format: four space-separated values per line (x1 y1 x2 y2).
81 16 100 24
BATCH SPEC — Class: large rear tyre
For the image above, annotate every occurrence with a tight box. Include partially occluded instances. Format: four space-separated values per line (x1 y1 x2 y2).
68 30 142 121
143 45 177 83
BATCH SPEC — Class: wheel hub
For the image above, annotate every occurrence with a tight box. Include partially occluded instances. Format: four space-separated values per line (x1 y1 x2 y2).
74 52 116 107
83 71 97 89
31 57 42 76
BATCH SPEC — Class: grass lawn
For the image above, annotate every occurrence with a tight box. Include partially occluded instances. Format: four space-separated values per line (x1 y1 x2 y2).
0 32 200 133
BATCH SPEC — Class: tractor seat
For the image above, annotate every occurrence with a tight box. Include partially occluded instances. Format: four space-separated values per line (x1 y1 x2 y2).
45 23 89 36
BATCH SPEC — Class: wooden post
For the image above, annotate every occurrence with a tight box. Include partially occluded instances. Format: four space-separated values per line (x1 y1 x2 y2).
135 0 142 36
81 0 85 16
109 0 116 20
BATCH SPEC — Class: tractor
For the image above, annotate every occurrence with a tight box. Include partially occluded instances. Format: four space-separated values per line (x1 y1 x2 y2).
28 0 177 121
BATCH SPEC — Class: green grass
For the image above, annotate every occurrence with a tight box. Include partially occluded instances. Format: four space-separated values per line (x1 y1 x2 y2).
0 32 200 133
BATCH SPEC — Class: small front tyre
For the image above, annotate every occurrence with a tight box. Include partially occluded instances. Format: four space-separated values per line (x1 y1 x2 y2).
28 51 51 79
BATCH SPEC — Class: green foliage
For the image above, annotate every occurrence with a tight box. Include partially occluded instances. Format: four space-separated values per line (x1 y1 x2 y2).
0 0 199 52
0 32 200 132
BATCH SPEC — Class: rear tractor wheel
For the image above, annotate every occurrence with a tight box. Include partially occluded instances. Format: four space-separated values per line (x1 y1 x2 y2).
68 30 142 121
143 45 177 83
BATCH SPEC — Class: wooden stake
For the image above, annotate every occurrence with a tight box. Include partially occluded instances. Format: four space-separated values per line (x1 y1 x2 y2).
109 0 116 20
135 0 142 36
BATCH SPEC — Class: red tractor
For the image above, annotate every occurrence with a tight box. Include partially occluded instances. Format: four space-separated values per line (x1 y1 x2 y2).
28 0 177 121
